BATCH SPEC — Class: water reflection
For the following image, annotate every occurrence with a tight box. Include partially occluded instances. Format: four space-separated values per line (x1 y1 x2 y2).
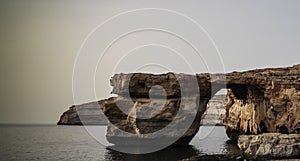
189 126 241 154
105 145 200 161
104 141 242 161
104 126 242 161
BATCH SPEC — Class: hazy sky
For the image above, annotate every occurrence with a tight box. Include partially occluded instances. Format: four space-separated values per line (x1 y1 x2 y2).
0 0 299 124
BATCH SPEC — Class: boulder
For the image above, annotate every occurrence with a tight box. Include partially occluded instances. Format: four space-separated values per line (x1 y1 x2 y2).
238 133 300 159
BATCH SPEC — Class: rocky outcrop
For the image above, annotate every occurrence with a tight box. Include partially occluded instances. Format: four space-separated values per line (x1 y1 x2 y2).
58 64 300 155
223 65 300 140
106 64 300 143
104 74 203 146
57 105 81 125
238 133 300 159
57 102 107 125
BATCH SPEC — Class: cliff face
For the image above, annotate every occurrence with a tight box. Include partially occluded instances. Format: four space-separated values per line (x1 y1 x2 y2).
223 65 300 140
58 64 300 147
57 102 108 125
200 95 226 126
57 105 82 125
104 74 204 146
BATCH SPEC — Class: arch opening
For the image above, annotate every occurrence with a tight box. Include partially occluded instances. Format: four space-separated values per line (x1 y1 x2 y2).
200 89 227 126
189 89 241 154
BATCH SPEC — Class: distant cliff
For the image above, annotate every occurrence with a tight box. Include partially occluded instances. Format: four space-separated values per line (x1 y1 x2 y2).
57 102 107 125
200 95 226 126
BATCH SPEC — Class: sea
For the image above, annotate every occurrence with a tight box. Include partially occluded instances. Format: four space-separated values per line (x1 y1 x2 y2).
0 125 242 161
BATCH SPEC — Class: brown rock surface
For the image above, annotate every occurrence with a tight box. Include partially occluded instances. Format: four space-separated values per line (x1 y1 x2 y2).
223 64 300 140
104 74 203 146
57 105 81 125
57 102 108 125
108 64 300 142
58 64 300 151
238 133 300 159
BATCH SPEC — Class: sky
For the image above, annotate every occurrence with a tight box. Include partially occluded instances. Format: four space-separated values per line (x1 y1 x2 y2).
0 0 299 124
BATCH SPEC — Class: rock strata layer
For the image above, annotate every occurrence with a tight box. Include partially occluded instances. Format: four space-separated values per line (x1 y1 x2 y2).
57 102 107 125
238 133 300 159
223 65 300 140
200 95 226 126
105 74 203 146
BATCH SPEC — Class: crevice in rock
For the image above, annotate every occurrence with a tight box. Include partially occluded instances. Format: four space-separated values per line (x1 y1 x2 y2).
259 121 268 133
279 125 289 134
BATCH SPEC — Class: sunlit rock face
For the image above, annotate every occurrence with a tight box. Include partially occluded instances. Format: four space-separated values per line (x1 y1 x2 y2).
224 65 300 140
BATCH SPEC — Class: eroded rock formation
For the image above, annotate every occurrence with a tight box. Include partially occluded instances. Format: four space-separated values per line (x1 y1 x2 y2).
58 64 300 153
57 102 107 125
57 105 82 125
223 65 300 140
238 133 300 159
105 73 203 146
106 64 300 143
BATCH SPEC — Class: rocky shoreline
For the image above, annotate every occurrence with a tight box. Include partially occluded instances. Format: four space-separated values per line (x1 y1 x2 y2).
238 133 300 159
58 64 300 159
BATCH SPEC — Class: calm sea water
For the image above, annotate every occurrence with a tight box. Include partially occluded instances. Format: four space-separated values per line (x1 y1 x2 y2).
0 125 241 161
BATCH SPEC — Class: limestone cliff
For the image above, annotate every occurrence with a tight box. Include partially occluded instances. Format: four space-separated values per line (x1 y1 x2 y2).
57 105 82 125
104 74 203 146
58 64 300 148
57 102 108 125
223 65 300 140
200 95 226 126
106 64 300 143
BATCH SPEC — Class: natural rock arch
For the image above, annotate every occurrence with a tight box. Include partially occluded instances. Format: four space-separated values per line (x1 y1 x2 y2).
103 64 300 146
58 64 300 147
200 90 227 126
